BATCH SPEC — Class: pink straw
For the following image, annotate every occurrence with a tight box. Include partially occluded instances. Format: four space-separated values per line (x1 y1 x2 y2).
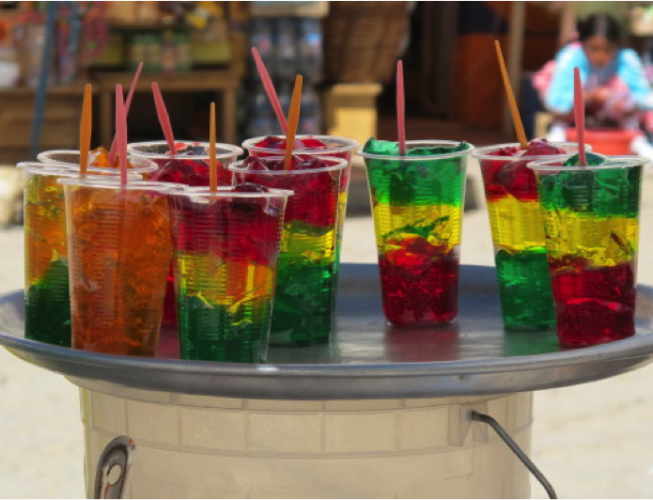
115 84 128 185
574 67 587 166
152 82 177 155
396 60 406 156
251 47 288 134
108 62 143 166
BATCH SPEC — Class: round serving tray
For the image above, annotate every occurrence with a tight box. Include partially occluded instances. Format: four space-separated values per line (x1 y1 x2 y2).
1 264 653 400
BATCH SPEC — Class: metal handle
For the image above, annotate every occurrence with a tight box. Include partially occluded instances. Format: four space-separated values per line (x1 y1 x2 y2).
472 411 557 499
94 436 136 499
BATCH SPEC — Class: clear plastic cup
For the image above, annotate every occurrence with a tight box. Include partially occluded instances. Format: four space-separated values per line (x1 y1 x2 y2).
170 186 292 363
229 155 348 346
528 156 646 347
359 140 474 327
60 177 180 356
127 140 244 328
37 149 158 179
472 142 583 330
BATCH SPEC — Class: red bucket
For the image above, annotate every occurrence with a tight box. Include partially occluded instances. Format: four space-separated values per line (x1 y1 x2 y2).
566 128 642 155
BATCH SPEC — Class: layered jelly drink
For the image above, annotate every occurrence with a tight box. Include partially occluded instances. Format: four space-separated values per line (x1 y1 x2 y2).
170 185 290 362
61 178 175 356
360 139 473 327
530 154 644 347
473 141 579 330
127 141 244 327
230 155 347 346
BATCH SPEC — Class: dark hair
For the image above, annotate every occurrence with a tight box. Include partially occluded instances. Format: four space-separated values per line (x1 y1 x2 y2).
578 13 622 45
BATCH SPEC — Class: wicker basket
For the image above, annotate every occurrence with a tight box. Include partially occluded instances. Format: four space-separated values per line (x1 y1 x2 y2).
323 2 409 84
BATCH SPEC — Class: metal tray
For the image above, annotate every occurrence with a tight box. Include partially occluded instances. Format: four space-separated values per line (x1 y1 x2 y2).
1 264 653 400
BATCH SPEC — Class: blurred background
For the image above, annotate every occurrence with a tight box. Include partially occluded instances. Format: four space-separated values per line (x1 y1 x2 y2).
1 1 653 498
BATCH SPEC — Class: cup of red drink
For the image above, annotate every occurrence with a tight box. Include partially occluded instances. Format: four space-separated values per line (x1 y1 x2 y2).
360 139 474 327
472 140 582 331
170 184 292 363
229 155 348 346
37 149 158 179
528 154 645 347
127 140 244 328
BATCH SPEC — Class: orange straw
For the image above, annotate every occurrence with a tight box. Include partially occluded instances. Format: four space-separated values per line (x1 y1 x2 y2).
108 61 143 166
495 40 528 149
252 47 288 134
115 84 128 185
79 83 92 175
574 67 587 166
396 60 406 156
209 102 217 192
284 75 303 171
152 82 177 155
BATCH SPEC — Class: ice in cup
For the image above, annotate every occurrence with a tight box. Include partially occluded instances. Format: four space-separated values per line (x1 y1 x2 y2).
60 178 177 356
473 141 580 330
360 139 473 327
529 154 645 347
230 155 348 346
170 185 291 362
37 150 159 179
127 140 244 327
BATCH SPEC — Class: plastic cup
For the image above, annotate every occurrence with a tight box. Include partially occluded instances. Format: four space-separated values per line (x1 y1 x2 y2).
528 156 645 347
170 186 292 362
37 150 158 179
230 156 348 346
359 140 473 327
472 142 581 330
60 178 178 356
20 162 139 348
127 140 244 328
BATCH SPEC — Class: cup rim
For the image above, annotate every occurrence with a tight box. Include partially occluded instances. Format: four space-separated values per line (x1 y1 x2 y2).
527 155 649 172
127 141 244 161
242 135 360 155
18 162 144 180
471 142 584 161
358 140 474 161
36 149 159 173
172 186 295 199
229 155 349 176
58 177 184 192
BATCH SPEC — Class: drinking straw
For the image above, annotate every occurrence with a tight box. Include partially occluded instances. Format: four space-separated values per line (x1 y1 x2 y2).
209 102 217 193
396 60 406 156
108 61 143 166
152 82 177 155
284 75 303 171
574 67 587 167
115 84 128 185
79 83 93 176
251 47 288 134
494 40 528 149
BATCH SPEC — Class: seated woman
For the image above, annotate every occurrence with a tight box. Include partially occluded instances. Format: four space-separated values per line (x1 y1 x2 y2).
534 13 653 156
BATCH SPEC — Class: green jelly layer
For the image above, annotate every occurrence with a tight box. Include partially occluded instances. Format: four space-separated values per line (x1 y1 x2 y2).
25 260 71 347
177 295 271 363
562 152 606 166
363 141 468 206
270 257 335 346
537 164 642 217
495 248 555 331
363 138 470 157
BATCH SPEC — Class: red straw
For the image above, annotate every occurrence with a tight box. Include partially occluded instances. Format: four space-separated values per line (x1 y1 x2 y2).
152 82 177 155
396 60 406 156
108 61 143 166
574 67 587 166
115 84 128 185
251 47 288 134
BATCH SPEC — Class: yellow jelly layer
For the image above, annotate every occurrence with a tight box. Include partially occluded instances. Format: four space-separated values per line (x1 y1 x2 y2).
175 254 275 310
281 222 336 265
372 203 461 254
541 209 638 267
487 195 545 253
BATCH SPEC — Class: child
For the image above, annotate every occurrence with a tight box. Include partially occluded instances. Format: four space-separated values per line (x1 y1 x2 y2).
534 13 653 156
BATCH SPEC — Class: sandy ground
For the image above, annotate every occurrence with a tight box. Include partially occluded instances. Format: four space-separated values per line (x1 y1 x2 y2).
1 163 653 498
